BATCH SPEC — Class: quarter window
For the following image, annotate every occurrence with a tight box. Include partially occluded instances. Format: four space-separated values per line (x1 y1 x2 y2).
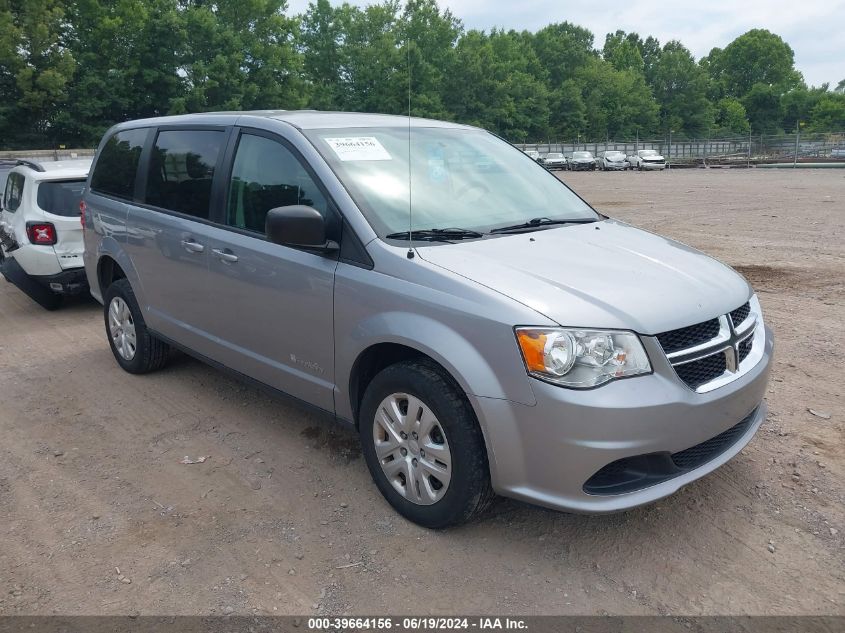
90 129 147 200
145 129 225 220
3 172 25 212
226 133 328 233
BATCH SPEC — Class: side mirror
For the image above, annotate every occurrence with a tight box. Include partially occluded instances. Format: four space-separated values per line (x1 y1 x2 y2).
265 205 338 252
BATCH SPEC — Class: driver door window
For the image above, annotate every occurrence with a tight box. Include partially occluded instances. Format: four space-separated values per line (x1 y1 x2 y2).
226 133 328 233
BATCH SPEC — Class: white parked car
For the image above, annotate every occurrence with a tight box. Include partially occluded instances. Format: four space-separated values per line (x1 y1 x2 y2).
540 152 567 170
0 159 91 309
597 151 629 171
627 149 666 171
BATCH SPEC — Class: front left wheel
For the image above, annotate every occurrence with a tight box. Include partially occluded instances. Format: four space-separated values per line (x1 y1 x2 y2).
359 360 494 529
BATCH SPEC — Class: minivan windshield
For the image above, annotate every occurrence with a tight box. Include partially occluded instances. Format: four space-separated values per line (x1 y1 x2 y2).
306 127 597 237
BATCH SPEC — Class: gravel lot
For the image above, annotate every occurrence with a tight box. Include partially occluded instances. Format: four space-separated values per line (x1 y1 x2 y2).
1 169 843 616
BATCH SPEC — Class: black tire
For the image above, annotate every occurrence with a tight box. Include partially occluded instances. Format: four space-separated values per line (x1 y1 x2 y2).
0 258 63 310
359 359 494 529
103 278 169 374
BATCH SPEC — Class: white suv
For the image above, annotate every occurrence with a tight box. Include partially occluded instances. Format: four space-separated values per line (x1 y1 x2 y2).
0 159 91 309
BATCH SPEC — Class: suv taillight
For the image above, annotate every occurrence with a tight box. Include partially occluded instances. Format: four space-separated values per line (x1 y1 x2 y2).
80 200 87 229
26 222 57 245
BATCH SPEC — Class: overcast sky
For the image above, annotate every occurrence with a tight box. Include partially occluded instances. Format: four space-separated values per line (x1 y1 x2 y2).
286 0 845 88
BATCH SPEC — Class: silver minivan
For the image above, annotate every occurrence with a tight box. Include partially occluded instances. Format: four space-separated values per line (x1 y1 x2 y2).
82 111 773 528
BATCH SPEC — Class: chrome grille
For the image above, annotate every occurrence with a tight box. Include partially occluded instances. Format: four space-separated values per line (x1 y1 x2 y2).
738 337 753 363
674 354 727 390
730 302 751 327
655 319 720 354
656 299 762 393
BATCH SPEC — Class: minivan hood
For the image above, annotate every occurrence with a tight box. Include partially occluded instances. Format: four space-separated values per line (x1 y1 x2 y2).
416 219 751 334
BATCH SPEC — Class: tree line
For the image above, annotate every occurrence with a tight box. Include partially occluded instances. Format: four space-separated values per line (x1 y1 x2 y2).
1 0 844 149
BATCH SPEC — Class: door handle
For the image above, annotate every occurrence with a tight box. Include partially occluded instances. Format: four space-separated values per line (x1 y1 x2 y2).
181 239 205 253
211 248 238 263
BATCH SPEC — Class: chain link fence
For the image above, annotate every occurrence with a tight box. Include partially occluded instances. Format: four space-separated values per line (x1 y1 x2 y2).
520 131 845 166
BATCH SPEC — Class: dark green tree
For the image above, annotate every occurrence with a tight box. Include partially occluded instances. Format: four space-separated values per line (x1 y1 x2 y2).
400 0 462 120
54 0 184 145
531 22 594 88
742 82 783 133
549 79 586 139
807 94 845 132
444 29 549 140
780 86 827 132
603 30 644 74
713 97 750 135
0 0 75 147
650 41 713 137
705 29 801 97
172 0 306 113
300 0 346 110
577 58 658 138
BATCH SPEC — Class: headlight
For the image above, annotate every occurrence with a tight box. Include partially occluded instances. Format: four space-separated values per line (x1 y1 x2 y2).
515 327 651 388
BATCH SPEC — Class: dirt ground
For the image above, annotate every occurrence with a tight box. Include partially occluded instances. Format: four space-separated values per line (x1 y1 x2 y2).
0 169 843 616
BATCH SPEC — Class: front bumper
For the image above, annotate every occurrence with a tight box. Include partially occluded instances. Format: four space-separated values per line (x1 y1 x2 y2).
570 162 596 171
640 162 666 170
603 162 627 170
472 326 773 513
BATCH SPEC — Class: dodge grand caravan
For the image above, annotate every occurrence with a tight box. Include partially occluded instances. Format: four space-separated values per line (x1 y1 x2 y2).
82 111 773 528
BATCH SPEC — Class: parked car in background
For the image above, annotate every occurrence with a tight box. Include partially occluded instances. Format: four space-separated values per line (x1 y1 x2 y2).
567 151 596 171
540 152 567 170
523 149 541 162
1 159 91 309
831 147 845 159
597 151 629 171
628 149 666 171
83 111 772 529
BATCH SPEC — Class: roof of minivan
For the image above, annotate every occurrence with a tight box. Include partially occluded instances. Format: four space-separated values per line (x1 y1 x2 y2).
116 110 477 131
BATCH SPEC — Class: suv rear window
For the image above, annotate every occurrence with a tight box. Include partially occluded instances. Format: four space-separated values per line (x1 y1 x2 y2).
37 180 86 217
144 129 225 219
90 129 148 200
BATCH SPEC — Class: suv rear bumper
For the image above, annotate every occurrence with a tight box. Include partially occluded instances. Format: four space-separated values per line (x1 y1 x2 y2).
31 267 89 295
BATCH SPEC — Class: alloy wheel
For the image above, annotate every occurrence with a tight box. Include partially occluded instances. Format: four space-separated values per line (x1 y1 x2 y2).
372 393 453 505
108 296 137 361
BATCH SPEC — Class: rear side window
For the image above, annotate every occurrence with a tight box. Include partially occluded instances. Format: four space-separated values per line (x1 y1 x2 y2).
37 180 86 217
226 133 328 233
145 129 225 220
90 129 147 200
3 172 25 212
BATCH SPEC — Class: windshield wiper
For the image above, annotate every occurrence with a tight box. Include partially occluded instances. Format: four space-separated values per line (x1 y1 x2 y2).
489 217 598 234
385 228 484 242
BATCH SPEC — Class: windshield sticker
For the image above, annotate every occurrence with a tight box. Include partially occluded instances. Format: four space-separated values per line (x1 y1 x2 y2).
325 137 392 161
